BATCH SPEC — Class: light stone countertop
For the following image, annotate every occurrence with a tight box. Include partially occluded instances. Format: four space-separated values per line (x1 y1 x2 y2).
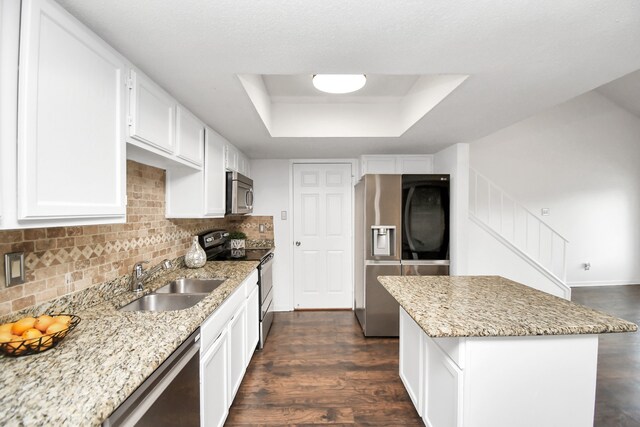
0 260 259 427
378 275 638 338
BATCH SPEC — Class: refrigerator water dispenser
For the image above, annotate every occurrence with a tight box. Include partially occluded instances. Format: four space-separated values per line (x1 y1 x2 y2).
371 226 396 257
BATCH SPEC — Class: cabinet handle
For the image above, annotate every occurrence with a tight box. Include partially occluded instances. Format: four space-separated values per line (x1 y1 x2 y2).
295 241 301 246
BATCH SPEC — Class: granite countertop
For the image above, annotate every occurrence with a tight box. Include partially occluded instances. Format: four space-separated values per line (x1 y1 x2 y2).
0 260 259 427
378 275 638 338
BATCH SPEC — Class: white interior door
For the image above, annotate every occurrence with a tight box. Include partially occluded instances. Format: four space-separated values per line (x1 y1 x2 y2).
293 163 353 309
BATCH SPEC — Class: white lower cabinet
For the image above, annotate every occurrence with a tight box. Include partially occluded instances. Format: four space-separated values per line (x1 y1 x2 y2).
423 338 463 427
228 302 247 400
245 284 259 362
399 308 600 427
200 270 260 426
399 308 423 416
200 328 229 427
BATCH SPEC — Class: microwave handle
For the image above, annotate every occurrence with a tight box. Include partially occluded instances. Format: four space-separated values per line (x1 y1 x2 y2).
246 188 254 210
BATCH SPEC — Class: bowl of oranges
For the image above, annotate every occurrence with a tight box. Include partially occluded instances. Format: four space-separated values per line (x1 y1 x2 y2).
0 314 81 357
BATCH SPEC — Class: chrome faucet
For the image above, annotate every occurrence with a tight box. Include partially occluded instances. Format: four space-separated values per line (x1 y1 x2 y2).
130 259 173 292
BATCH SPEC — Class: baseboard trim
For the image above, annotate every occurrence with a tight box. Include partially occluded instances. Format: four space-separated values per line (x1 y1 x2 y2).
569 280 640 288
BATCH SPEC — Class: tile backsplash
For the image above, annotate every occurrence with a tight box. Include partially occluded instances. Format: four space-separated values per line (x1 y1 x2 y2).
0 160 273 316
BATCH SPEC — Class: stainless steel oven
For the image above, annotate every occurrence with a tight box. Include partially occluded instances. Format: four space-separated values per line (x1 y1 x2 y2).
226 171 253 215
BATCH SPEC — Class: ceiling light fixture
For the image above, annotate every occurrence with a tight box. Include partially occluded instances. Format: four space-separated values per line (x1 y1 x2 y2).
312 74 367 94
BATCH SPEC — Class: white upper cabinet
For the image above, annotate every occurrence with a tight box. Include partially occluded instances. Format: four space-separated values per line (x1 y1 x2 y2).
360 154 434 177
397 155 434 174
165 126 227 218
224 144 239 172
176 105 204 166
361 155 397 175
127 69 175 153
17 0 126 222
204 127 227 217
224 143 251 178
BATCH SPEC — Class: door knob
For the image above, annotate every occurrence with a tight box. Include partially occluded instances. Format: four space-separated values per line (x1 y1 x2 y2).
295 241 301 246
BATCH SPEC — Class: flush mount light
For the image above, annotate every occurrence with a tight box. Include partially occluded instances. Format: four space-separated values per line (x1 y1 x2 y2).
312 74 367 94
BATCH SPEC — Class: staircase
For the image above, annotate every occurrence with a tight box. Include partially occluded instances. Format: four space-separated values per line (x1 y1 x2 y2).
468 168 571 299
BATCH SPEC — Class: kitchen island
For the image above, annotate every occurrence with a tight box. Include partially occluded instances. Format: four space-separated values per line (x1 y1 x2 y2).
378 275 637 427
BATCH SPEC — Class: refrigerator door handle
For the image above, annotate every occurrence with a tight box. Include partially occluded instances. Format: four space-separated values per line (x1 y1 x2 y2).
365 260 402 266
402 260 450 266
403 185 418 259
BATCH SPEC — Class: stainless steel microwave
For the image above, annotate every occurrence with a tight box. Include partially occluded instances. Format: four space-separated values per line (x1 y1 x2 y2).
226 171 253 215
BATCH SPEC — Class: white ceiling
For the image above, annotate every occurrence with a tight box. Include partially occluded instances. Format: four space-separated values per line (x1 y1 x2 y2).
55 0 640 159
240 74 468 137
596 70 640 119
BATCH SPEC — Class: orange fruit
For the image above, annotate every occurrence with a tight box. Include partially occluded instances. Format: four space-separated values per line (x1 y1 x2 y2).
34 315 55 333
22 328 43 347
53 315 72 326
11 317 36 336
0 323 13 333
5 336 26 355
46 322 68 335
39 335 54 349
0 331 13 343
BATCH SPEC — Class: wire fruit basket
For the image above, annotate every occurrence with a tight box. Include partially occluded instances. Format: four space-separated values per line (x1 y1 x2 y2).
0 314 81 357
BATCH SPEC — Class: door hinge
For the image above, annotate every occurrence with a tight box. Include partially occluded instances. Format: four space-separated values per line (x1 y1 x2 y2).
126 77 134 90
127 116 133 126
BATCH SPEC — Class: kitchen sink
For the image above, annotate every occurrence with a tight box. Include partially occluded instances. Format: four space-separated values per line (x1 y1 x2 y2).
119 294 207 312
154 278 227 294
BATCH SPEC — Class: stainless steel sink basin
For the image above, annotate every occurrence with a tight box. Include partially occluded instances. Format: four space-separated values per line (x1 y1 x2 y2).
119 294 207 312
154 278 226 294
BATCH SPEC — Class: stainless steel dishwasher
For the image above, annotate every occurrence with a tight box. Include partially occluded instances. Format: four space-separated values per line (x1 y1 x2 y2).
103 329 200 427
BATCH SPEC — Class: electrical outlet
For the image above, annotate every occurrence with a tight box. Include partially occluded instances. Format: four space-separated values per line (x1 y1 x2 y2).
281 211 287 220
65 272 72 285
259 224 265 233
541 208 550 216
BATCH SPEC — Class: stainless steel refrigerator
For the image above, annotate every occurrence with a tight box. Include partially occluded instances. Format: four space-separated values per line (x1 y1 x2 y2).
354 174 450 337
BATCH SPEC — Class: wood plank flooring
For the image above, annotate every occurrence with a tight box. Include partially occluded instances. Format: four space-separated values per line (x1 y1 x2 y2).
226 311 423 426
229 286 640 426
572 285 640 427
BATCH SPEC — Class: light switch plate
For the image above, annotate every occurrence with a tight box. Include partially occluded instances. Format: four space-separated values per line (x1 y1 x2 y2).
4 252 25 287
281 211 287 220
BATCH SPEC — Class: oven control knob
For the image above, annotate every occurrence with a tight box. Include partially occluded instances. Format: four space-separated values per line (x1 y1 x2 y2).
295 241 301 246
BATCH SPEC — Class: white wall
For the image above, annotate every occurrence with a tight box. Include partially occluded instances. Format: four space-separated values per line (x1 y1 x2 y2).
470 91 640 287
249 159 293 311
433 143 469 275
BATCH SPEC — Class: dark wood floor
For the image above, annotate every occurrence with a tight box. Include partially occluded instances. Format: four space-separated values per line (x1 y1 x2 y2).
228 286 640 426
227 311 423 426
572 285 640 427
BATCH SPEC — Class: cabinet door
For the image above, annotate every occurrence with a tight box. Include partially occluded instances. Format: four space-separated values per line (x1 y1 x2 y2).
398 155 434 174
399 308 423 416
225 144 239 172
204 127 226 217
128 69 175 153
18 0 126 220
201 328 229 427
361 155 397 176
228 302 247 400
424 338 464 427
176 105 204 166
245 284 259 365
